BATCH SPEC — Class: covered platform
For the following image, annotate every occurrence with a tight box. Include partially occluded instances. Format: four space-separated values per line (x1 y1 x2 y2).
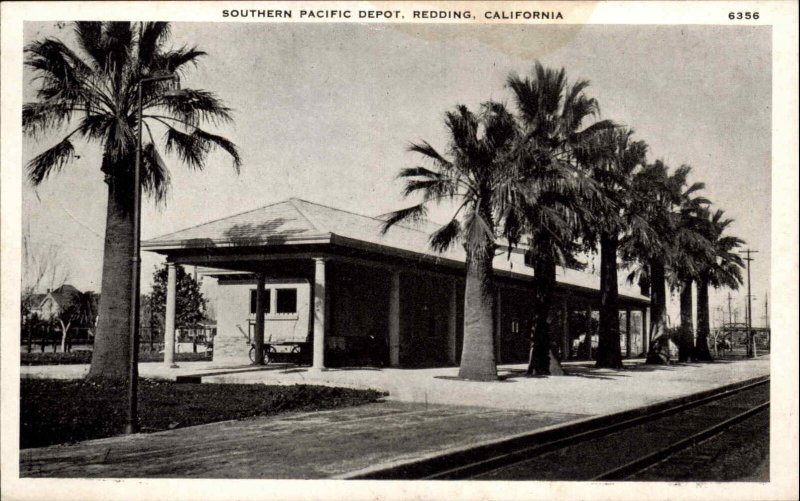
142 198 651 369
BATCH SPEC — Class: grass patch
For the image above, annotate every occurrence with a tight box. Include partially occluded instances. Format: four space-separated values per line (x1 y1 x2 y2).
20 378 385 449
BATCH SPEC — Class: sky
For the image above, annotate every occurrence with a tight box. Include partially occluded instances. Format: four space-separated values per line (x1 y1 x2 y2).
21 22 772 328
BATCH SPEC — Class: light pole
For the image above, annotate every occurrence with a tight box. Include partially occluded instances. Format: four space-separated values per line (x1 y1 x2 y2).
126 72 179 435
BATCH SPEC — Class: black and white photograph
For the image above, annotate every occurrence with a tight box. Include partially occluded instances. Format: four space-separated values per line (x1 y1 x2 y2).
1 2 797 500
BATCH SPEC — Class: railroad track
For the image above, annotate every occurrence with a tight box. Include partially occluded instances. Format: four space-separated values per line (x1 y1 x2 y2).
346 376 769 480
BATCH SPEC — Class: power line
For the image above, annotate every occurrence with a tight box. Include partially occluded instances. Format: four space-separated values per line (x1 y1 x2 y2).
27 239 104 252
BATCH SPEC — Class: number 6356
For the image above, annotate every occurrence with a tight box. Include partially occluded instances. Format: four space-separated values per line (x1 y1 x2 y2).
729 12 759 20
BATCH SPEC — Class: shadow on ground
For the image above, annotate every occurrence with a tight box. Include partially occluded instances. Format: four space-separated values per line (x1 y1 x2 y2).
496 358 746 381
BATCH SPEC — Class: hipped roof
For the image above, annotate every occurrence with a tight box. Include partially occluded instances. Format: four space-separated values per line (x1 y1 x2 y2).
144 198 649 302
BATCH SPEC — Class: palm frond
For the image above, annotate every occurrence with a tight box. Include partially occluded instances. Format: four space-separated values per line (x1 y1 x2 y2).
429 219 461 252
152 45 207 74
26 138 76 185
164 126 208 169
138 22 171 67
101 22 134 74
25 38 90 101
76 112 112 142
23 101 73 137
154 88 233 126
397 166 442 180
402 178 457 199
73 22 105 69
191 128 242 171
462 210 495 258
141 142 171 204
407 141 453 170
380 204 428 234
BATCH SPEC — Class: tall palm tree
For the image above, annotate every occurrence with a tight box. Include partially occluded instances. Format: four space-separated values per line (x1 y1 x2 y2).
506 63 611 375
382 102 518 381
581 128 649 368
694 209 744 361
24 22 241 378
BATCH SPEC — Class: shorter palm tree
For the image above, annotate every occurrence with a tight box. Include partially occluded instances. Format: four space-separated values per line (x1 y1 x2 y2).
622 162 701 364
580 128 649 368
671 184 713 362
694 209 744 361
382 102 518 381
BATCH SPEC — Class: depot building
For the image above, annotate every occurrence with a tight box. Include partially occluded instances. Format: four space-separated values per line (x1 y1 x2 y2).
143 198 651 369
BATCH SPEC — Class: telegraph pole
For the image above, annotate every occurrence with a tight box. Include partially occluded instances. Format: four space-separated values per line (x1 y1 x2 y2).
726 292 734 328
739 249 758 358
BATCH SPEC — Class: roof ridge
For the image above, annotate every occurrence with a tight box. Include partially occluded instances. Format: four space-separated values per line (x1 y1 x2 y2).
148 199 291 241
288 197 441 237
287 198 324 233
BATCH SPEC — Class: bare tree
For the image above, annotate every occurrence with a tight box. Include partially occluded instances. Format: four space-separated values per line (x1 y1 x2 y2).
21 221 70 312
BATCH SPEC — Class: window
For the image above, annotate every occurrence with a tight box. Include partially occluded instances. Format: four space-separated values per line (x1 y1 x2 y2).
276 289 297 314
249 289 271 314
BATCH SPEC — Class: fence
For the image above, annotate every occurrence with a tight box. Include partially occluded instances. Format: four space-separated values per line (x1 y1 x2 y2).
20 324 216 355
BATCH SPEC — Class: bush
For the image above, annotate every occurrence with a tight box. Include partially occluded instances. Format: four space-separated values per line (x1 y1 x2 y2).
21 351 92 365
21 351 212 365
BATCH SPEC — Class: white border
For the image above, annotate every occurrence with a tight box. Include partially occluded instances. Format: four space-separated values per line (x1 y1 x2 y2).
2 2 797 500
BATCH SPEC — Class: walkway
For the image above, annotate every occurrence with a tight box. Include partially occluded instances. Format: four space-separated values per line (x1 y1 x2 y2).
20 357 769 478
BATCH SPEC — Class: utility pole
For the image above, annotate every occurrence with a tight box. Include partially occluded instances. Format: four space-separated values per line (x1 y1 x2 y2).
739 249 758 358
726 292 734 328
764 292 769 329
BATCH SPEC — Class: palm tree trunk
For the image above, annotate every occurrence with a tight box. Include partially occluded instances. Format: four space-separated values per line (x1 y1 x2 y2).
596 232 623 368
694 276 713 361
527 255 562 375
649 259 668 339
458 248 497 381
646 258 670 364
678 277 694 362
88 171 135 379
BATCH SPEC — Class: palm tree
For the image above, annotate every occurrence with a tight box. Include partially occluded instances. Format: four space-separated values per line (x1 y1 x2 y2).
581 128 649 368
24 22 241 378
670 184 713 362
622 162 696 363
694 209 744 361
382 102 518 381
506 63 612 375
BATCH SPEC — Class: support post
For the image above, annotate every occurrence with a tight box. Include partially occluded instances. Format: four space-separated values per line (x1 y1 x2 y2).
495 288 502 364
448 280 458 365
585 306 592 359
269 286 278 318
164 262 178 368
625 309 632 358
642 308 649 355
562 301 570 360
312 258 327 370
389 271 401 367
253 272 266 365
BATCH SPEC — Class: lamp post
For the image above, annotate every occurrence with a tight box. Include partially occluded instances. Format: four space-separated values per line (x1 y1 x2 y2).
125 72 179 435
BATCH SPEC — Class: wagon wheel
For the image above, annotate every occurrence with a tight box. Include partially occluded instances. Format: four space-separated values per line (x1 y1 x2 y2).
289 345 302 364
264 345 277 365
